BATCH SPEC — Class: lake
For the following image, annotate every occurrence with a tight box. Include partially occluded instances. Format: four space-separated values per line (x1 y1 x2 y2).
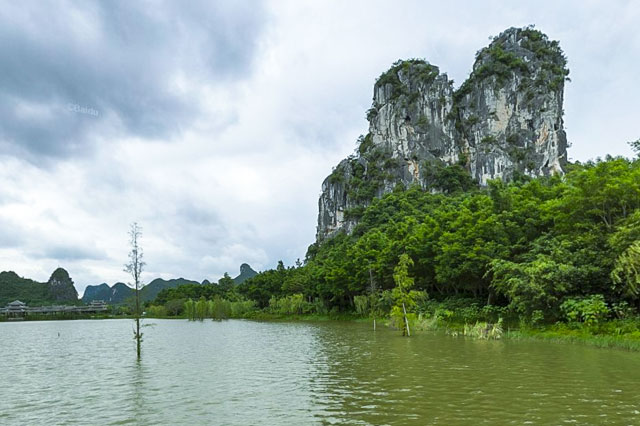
1 319 639 425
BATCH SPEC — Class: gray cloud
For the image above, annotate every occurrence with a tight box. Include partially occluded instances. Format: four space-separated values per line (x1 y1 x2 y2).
1 0 639 294
0 220 23 247
0 0 267 162
36 244 106 262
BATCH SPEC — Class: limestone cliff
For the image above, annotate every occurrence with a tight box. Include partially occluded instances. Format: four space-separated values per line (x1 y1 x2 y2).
317 27 569 240
47 267 79 303
233 263 258 284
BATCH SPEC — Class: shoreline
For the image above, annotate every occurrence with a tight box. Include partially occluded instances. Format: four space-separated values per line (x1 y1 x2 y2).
5 313 640 352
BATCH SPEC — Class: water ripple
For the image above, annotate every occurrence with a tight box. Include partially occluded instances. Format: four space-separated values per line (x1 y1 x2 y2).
1 319 640 425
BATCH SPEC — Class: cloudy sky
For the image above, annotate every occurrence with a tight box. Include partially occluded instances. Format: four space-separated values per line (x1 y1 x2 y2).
0 0 638 295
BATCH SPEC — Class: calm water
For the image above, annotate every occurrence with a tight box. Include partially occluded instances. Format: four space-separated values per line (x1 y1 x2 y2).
1 319 639 425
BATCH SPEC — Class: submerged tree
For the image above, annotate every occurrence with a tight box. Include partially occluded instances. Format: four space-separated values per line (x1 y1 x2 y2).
124 222 145 360
185 298 196 321
195 296 209 320
391 254 418 336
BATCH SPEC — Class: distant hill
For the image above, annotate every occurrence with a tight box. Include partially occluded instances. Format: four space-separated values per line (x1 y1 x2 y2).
0 268 79 306
2 265 257 307
47 268 79 303
233 263 257 284
82 277 201 305
140 278 201 302
81 282 132 305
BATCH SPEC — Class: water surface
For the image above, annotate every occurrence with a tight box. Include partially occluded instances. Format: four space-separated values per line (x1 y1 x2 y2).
1 319 639 425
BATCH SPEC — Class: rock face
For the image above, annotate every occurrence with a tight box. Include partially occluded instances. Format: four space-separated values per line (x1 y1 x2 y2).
317 27 569 240
47 267 79 303
233 263 258 284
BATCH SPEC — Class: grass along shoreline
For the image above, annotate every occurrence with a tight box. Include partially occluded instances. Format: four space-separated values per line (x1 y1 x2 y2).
4 310 640 351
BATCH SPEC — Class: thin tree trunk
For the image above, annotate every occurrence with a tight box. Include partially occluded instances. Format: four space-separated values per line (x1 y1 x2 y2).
135 284 141 360
369 266 377 332
126 222 145 361
402 302 410 337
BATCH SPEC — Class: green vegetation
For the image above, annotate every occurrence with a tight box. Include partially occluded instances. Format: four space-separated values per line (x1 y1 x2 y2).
473 44 529 86
147 154 640 348
449 27 570 133
390 254 425 335
375 59 440 99
471 26 569 90
327 145 402 211
0 272 51 306
0 268 79 306
464 320 504 339
356 133 374 155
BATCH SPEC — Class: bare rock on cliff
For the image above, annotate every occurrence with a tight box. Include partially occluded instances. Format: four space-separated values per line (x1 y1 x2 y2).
317 26 569 241
47 267 79 303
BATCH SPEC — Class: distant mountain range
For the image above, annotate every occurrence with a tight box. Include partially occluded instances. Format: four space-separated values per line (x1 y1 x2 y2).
81 278 201 304
81 263 259 304
0 264 259 306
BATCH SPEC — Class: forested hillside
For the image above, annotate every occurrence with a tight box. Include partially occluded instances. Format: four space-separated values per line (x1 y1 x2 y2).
232 155 639 320
0 268 79 306
152 153 640 326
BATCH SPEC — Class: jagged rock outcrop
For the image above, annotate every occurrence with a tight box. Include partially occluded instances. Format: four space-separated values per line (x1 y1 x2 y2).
47 268 79 303
318 27 569 240
233 263 258 284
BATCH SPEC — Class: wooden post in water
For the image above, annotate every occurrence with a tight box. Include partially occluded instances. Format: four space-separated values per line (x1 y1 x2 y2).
402 302 410 337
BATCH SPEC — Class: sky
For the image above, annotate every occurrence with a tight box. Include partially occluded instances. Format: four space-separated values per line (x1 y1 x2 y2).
0 0 638 295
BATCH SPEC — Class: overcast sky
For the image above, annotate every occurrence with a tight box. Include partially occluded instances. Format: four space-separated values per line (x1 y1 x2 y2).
0 0 638 295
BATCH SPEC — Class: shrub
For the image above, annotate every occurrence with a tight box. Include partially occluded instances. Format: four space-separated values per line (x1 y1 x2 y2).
354 295 369 316
230 300 256 317
560 295 610 325
464 319 503 339
146 305 167 317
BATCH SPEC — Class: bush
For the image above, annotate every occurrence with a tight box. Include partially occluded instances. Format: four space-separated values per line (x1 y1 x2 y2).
165 298 185 316
210 296 232 319
464 319 504 339
268 294 313 315
230 300 256 317
147 305 167 317
560 295 610 325
353 295 369 316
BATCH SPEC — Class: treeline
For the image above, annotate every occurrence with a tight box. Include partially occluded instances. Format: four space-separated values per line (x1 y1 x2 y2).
242 154 640 323
150 154 640 326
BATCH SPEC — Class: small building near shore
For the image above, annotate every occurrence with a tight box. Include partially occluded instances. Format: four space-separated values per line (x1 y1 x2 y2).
0 300 108 316
3 300 28 316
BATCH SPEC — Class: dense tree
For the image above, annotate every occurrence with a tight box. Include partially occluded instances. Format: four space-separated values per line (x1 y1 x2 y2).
153 155 640 325
611 242 640 300
391 254 423 335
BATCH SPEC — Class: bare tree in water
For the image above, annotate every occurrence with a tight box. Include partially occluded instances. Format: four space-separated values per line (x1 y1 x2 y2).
124 222 145 360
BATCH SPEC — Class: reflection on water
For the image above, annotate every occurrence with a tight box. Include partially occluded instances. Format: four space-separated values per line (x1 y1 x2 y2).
1 319 639 425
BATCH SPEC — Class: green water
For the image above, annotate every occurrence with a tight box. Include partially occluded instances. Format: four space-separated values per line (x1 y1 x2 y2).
1 319 639 425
